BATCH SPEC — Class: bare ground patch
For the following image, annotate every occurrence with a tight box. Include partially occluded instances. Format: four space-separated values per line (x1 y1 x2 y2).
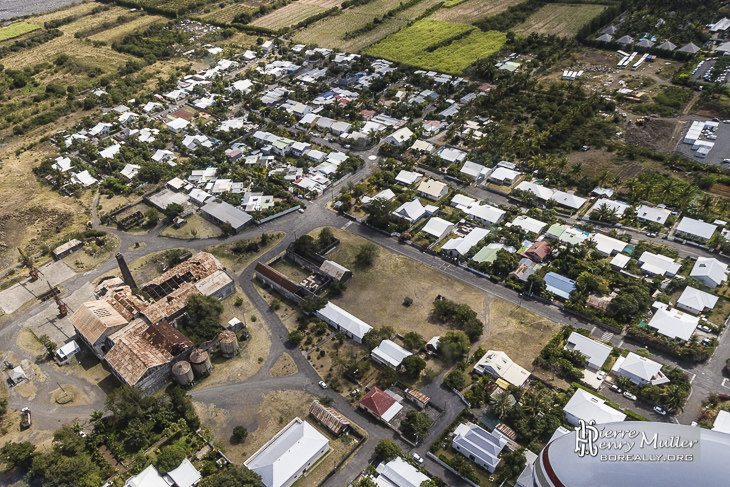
270 352 298 378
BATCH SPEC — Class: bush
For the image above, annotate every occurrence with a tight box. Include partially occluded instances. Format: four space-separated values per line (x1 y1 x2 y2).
232 425 248 441
155 444 186 474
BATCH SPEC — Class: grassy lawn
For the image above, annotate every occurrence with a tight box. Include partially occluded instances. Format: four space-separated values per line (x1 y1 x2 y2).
270 352 298 378
160 213 223 239
706 295 730 325
484 299 565 388
203 232 285 273
0 22 40 42
314 227 488 341
272 257 311 283
61 233 120 273
514 3 607 37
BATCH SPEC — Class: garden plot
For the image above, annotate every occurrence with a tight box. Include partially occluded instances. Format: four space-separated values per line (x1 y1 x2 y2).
430 0 523 24
0 22 40 42
251 0 342 31
514 3 607 37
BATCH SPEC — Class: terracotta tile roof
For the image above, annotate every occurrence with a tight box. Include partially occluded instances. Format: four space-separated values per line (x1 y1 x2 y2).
70 301 128 346
105 319 192 386
523 241 550 261
359 387 396 419
255 262 299 294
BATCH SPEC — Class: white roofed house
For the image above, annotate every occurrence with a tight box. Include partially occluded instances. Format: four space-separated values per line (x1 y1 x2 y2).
152 149 175 164
72 170 98 187
200 200 252 233
675 217 717 243
563 389 626 426
417 179 448 201
690 257 728 288
361 189 395 206
421 217 454 240
647 308 699 342
452 422 509 473
460 160 490 181
441 227 490 259
564 332 611 371
550 191 587 212
315 302 372 343
637 252 681 277
99 144 121 160
244 417 329 487
120 164 140 180
676 286 719 315
165 118 189 133
384 127 414 147
511 216 547 235
450 194 477 210
488 167 521 186
372 339 412 368
89 122 112 137
464 204 506 226
410 139 434 154
514 181 554 201
394 170 422 186
473 350 530 387
374 457 430 487
636 205 672 226
612 352 670 387
52 156 73 173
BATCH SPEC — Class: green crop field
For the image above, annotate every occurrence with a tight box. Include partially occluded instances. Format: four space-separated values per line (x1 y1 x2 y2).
0 22 41 42
251 0 341 30
514 3 607 37
364 19 506 74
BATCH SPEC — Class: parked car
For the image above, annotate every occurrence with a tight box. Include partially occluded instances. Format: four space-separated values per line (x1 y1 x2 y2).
646 232 657 238
298 208 305 214
78 431 87 438
702 337 712 346
413 453 424 464
653 406 667 416
610 384 622 394
623 391 637 401
318 380 327 389
596 371 607 380
697 324 712 333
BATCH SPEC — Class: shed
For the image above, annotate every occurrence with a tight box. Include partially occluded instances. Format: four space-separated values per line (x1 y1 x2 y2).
8 366 27 385
53 239 83 260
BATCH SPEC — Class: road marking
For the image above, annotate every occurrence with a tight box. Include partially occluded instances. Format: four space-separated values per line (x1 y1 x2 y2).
590 326 596 334
722 379 730 390
601 331 613 341
689 373 697 384
341 221 353 230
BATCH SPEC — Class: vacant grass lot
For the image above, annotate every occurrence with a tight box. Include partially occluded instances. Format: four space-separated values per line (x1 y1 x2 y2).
484 299 567 388
514 3 607 37
364 19 506 74
315 227 488 339
0 22 40 42
252 0 342 30
430 0 523 23
293 0 443 52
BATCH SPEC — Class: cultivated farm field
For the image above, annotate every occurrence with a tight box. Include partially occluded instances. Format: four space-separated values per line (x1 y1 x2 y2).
0 22 40 42
88 15 166 44
199 0 276 24
294 0 443 52
514 3 607 37
430 0 524 24
364 19 506 74
252 0 342 30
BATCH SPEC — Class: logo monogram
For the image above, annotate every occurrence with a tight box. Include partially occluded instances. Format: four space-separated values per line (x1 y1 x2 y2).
575 420 599 457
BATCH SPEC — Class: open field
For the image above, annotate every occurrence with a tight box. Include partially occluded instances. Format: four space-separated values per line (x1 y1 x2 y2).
293 0 443 52
159 213 224 239
0 22 40 42
203 231 285 273
364 19 506 74
199 0 276 24
430 0 523 24
484 299 567 387
514 3 607 37
317 227 488 339
251 0 342 30
23 2 99 27
88 14 165 44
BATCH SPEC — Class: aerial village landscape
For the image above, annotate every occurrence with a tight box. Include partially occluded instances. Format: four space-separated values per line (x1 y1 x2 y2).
0 0 729 486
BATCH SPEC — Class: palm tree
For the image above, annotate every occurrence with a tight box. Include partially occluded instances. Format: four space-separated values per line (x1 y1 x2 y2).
659 179 679 201
569 162 584 179
698 194 715 214
662 384 689 413
489 391 513 418
595 170 612 188
554 157 568 175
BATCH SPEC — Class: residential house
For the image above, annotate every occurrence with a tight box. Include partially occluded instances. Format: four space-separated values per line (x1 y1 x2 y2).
421 217 454 240
589 198 630 218
612 352 670 386
647 308 699 341
515 181 554 201
464 204 505 226
676 286 719 315
638 252 681 277
591 233 628 257
450 194 477 210
441 227 490 259
244 417 329 487
690 257 728 288
564 332 611 370
52 156 72 173
460 161 490 180
373 457 429 487
152 149 176 164
359 387 403 423
382 126 413 147
411 140 434 154
417 179 449 201
489 167 521 185
371 340 412 368
120 164 140 180
315 302 372 344
563 389 626 426
636 205 672 225
544 272 576 300
511 216 547 235
522 241 550 263
675 217 717 243
550 191 587 211
290 141 311 157
72 170 98 187
165 118 189 133
473 350 530 387
99 144 121 159
89 122 112 137
452 422 509 473
123 459 201 487
438 147 467 164
394 170 422 186
361 189 396 206
610 253 631 270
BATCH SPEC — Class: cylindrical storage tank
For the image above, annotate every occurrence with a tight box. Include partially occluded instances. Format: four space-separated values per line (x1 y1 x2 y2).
172 361 193 386
189 349 212 377
219 330 239 358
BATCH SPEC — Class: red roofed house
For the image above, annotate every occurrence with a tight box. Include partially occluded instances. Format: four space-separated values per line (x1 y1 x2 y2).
360 109 376 120
358 387 403 423
522 241 551 263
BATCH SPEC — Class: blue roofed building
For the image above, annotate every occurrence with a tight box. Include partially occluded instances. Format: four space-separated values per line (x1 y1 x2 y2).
544 272 576 300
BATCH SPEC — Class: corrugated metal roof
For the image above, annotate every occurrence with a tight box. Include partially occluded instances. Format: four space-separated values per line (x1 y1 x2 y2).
309 400 350 434
194 269 233 296
255 262 299 293
142 282 201 325
70 301 128 346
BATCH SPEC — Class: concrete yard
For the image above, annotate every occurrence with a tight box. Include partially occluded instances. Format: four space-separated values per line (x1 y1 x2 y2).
675 116 730 166
22 282 95 346
0 261 76 314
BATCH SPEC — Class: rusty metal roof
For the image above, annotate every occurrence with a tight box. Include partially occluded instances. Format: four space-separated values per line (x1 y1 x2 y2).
142 281 201 325
105 318 192 386
194 269 233 296
309 400 350 434
53 239 82 256
70 301 128 346
255 262 299 293
406 388 431 405
145 252 222 288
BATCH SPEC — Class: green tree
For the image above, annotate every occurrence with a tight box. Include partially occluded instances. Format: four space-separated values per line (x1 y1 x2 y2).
444 369 466 390
489 391 513 418
0 441 36 470
328 280 347 297
294 235 317 254
438 331 470 361
145 208 159 225
232 425 248 442
362 329 382 351
184 294 224 343
496 448 527 482
155 444 185 473
374 439 401 462
400 410 433 441
364 198 397 229
53 426 85 455
38 334 57 358
662 384 689 413
317 227 335 249
449 454 475 478
491 249 519 277
220 222 235 235
402 332 425 351
164 203 184 219
401 355 427 376
300 296 328 313
355 243 380 267
287 330 304 345
378 366 398 388
198 465 264 487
